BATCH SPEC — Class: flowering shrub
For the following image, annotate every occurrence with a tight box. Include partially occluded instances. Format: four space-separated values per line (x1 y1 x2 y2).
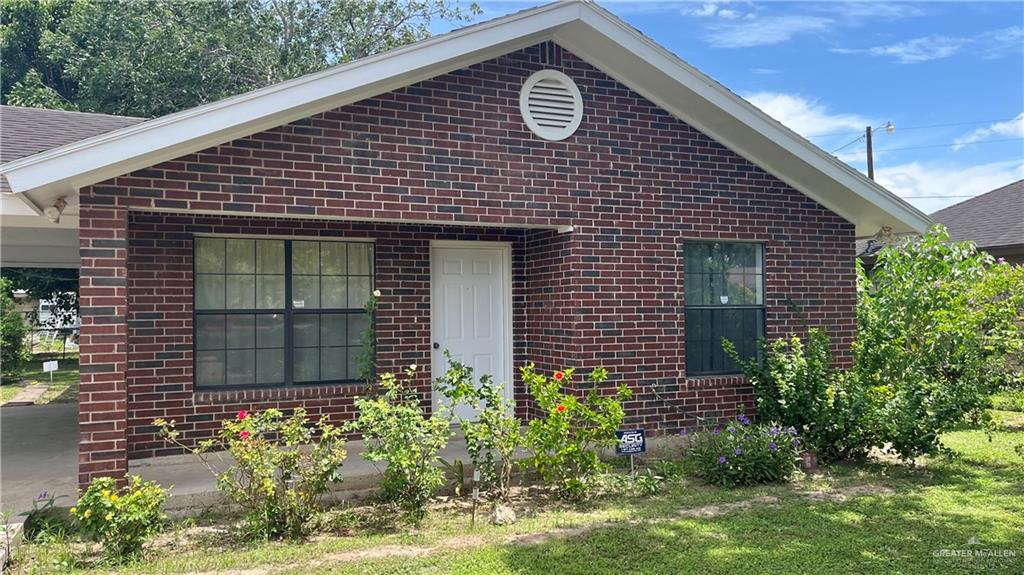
685 417 801 487
350 366 451 522
71 475 167 561
521 364 631 500
156 408 347 539
725 329 881 462
435 352 521 501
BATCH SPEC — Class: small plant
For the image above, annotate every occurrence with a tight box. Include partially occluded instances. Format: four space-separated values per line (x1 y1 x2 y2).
435 352 522 501
632 468 665 496
685 417 801 487
0 278 31 375
20 491 69 541
156 408 347 539
71 475 167 561
521 364 631 500
350 366 451 522
355 289 380 386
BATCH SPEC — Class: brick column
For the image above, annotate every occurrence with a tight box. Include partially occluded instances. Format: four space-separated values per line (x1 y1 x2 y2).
78 203 129 488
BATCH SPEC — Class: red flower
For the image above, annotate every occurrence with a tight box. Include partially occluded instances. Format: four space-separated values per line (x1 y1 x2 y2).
237 410 248 420
556 404 566 413
239 431 250 440
554 371 565 381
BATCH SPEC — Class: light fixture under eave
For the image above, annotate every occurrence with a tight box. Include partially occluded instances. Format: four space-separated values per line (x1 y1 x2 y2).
44 197 67 223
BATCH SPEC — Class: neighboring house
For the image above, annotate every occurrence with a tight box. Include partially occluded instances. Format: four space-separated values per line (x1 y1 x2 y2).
857 178 1024 268
0 1 930 488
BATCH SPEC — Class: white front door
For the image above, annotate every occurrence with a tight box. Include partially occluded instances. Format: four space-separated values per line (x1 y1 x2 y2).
430 242 512 421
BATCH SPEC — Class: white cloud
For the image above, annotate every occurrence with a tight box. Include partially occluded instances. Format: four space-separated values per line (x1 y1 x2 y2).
705 15 833 48
744 92 870 138
717 8 741 20
875 159 1024 213
750 68 781 75
834 26 1023 64
953 113 1024 151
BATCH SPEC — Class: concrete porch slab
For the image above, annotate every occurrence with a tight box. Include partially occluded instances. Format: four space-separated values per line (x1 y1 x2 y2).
0 403 78 516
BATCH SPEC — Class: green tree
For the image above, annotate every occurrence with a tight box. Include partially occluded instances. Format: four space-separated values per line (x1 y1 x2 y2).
1 0 479 117
0 268 78 328
1 278 32 375
855 226 1024 460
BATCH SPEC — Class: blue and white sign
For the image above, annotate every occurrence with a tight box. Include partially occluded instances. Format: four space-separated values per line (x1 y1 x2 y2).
616 429 646 455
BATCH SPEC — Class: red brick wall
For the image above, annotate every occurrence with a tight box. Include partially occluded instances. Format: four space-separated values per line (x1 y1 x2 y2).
78 42 856 481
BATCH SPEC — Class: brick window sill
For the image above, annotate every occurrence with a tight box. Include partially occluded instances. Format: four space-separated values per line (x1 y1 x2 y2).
194 383 365 405
683 374 747 389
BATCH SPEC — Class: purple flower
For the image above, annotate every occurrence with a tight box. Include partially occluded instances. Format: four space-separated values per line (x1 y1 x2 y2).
713 427 721 435
787 426 797 436
770 425 780 436
36 491 49 500
718 455 727 464
769 442 777 452
792 438 801 448
933 280 941 289
734 447 743 456
997 257 1006 264
679 428 688 437
727 427 737 434
738 414 750 426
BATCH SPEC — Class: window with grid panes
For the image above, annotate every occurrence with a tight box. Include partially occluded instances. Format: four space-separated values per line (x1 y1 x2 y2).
193 237 373 389
684 241 765 375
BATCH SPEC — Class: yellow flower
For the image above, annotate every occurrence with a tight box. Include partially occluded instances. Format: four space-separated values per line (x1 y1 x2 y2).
110 494 119 502
101 489 110 497
84 509 92 518
69 507 77 515
105 513 113 521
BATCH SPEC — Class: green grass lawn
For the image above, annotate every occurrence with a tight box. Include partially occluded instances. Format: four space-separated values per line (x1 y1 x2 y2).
991 389 1024 412
13 417 1023 575
0 357 79 405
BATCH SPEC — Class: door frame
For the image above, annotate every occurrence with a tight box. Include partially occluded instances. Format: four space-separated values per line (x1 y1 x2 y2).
429 240 515 414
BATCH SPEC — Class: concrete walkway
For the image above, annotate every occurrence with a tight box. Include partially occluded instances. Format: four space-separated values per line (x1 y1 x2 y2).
0 403 78 515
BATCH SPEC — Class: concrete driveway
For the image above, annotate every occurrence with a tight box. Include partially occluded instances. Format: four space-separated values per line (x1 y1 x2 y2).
0 403 78 515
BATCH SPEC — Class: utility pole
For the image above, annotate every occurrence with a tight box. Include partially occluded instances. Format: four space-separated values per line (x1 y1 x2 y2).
866 125 874 180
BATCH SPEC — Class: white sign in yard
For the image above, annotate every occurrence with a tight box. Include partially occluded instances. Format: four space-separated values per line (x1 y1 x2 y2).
42 360 59 373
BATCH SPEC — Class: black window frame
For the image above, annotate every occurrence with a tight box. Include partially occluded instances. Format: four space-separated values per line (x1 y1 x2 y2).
193 237 375 391
683 240 766 376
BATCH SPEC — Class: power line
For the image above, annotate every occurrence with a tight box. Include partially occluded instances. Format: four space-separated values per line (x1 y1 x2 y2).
875 137 1023 153
815 117 1021 139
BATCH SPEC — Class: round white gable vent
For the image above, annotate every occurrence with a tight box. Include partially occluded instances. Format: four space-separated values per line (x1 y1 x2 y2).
519 69 583 141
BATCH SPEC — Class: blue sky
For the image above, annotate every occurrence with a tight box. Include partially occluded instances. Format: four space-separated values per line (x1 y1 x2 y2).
445 1 1024 214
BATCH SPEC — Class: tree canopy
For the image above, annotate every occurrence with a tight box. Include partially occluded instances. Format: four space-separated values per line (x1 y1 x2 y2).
1 0 479 118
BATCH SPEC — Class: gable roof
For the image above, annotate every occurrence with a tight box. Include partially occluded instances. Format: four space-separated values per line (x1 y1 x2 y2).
930 179 1024 249
0 106 143 194
0 0 930 236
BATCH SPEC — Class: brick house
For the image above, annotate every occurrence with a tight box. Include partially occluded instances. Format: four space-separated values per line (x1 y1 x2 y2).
0 1 930 488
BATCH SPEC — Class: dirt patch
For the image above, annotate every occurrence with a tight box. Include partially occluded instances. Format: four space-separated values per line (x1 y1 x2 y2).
314 534 487 566
799 484 894 502
677 495 780 518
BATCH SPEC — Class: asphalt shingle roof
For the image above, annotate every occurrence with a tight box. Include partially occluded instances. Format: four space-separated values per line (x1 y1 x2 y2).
930 179 1024 249
1 105 144 194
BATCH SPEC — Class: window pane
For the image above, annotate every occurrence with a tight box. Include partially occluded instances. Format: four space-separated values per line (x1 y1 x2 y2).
256 314 285 348
226 275 255 309
256 275 285 309
293 347 319 382
347 346 364 380
293 314 319 348
225 315 255 349
320 314 347 347
685 308 762 376
321 276 348 308
321 243 347 275
195 315 224 350
348 313 369 344
196 275 225 309
321 347 346 381
226 239 255 274
257 349 285 385
293 276 320 309
349 276 371 308
226 349 256 386
195 350 225 387
257 240 285 274
349 243 372 275
195 238 225 273
293 241 319 275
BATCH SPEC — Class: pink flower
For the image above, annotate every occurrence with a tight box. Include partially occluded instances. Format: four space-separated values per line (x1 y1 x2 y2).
237 410 248 420
556 404 566 413
239 431 250 440
554 371 565 381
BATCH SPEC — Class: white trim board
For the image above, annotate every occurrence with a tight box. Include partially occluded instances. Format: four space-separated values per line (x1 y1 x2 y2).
0 0 930 236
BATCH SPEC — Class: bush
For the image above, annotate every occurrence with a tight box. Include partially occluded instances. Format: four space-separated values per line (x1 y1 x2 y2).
435 353 521 501
725 329 880 462
0 278 31 376
21 491 70 541
156 408 347 539
856 226 1024 460
71 475 167 561
350 366 451 522
521 364 630 500
685 417 801 487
